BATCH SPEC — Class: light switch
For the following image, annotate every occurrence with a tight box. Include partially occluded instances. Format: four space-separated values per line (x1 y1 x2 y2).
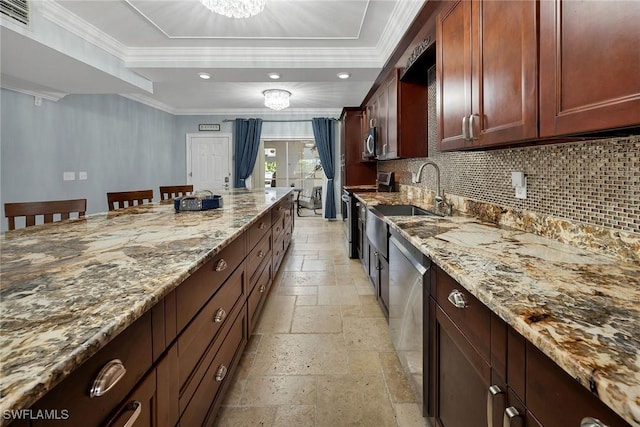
63 171 76 181
79 171 88 180
511 172 525 187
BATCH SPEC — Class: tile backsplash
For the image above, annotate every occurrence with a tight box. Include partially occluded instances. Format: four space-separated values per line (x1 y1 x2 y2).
378 67 640 235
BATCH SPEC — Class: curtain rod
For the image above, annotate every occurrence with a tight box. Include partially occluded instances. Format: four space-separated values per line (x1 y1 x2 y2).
222 118 338 123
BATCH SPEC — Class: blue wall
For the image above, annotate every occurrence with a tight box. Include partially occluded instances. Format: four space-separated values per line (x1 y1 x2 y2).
0 90 180 229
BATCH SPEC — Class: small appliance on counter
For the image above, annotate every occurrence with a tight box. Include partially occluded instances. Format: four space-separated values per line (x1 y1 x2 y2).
174 190 223 211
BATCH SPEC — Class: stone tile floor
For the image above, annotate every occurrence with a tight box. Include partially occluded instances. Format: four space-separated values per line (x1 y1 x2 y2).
214 216 429 426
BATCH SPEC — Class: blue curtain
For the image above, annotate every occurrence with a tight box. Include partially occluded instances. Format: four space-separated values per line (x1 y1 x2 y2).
233 118 263 188
312 117 336 219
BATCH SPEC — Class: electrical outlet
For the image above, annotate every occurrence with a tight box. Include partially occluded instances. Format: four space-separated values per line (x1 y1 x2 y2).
79 171 88 180
63 171 76 181
515 186 527 199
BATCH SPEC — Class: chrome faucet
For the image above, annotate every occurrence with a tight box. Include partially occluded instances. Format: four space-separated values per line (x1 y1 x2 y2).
412 160 451 214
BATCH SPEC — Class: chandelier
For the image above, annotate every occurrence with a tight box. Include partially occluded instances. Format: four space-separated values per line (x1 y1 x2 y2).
263 89 291 111
200 0 265 19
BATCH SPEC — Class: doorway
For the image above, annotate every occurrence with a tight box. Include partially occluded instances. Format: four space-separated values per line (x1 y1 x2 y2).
186 133 232 191
263 140 322 190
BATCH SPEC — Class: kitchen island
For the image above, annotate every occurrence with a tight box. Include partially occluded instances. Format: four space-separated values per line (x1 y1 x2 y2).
0 188 294 426
356 192 640 427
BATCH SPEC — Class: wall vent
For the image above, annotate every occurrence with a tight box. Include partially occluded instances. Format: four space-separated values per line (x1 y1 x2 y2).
1 0 29 26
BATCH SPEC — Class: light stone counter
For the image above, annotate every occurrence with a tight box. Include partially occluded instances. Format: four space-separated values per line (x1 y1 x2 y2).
355 192 640 427
0 188 292 421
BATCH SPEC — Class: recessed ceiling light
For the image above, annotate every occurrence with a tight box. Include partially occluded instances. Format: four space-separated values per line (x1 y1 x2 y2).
337 72 351 79
198 72 211 80
268 73 281 80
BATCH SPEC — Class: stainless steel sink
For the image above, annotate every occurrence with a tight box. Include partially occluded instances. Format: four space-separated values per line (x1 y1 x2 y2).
370 204 439 217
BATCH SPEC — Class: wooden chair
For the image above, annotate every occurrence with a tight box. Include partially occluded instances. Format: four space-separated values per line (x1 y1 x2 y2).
107 190 153 211
5 199 87 230
159 185 193 201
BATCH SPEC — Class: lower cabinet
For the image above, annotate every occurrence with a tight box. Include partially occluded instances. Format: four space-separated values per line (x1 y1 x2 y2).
430 265 631 427
23 197 294 427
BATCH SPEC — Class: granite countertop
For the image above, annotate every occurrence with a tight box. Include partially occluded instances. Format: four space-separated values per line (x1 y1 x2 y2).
355 192 640 427
0 188 292 420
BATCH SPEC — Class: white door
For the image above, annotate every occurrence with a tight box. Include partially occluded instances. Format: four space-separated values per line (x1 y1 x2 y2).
186 134 232 191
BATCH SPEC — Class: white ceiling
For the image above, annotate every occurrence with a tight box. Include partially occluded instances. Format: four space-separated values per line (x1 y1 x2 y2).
0 0 425 115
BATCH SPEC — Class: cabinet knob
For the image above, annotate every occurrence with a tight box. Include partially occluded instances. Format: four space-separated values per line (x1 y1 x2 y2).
215 364 228 382
258 250 265 258
90 359 127 398
259 284 266 293
259 222 267 229
215 258 228 272
487 385 504 427
447 289 468 309
213 308 227 323
503 406 522 427
581 418 608 427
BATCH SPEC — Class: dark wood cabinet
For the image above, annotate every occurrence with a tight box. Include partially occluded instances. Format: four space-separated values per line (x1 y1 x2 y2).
437 0 538 151
367 69 429 160
430 265 631 427
339 108 376 191
25 198 294 427
539 0 640 137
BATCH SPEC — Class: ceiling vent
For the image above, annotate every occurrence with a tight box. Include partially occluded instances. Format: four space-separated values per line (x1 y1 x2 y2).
1 0 29 26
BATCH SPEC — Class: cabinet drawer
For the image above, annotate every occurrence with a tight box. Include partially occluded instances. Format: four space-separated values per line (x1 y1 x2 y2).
176 233 246 332
272 231 286 274
248 214 270 251
31 312 153 427
248 261 272 333
178 265 245 393
526 343 631 427
271 199 286 226
432 265 491 361
247 231 272 285
180 305 247 427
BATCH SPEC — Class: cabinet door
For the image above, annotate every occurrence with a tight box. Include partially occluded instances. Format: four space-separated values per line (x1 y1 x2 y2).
378 255 389 318
470 0 537 147
432 302 490 427
539 0 640 137
437 0 472 151
384 74 398 159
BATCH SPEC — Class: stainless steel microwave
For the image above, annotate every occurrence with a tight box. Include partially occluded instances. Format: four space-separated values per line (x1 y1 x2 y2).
363 127 376 158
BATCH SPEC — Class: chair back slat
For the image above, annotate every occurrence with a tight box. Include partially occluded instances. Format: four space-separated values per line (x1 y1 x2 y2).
159 185 194 201
107 190 154 211
5 199 87 230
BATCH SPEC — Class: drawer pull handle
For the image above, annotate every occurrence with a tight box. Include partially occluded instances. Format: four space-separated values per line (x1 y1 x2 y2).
258 250 265 258
581 418 608 427
215 364 228 382
259 284 266 293
259 222 267 229
215 259 228 272
90 359 127 398
213 308 227 323
487 385 504 427
503 406 521 427
448 289 468 309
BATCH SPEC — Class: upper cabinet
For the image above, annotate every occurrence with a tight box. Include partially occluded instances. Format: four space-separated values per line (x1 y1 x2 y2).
437 0 640 151
539 0 640 137
437 0 538 151
367 68 429 160
340 108 377 187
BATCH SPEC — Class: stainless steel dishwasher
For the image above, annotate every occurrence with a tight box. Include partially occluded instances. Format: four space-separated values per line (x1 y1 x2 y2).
389 229 430 416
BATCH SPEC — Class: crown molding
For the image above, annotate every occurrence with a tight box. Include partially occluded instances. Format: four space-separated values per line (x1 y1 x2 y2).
38 0 128 60
119 93 342 117
1 83 67 102
376 0 426 65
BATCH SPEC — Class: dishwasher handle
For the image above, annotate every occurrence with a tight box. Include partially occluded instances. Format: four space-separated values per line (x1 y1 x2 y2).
389 236 428 275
